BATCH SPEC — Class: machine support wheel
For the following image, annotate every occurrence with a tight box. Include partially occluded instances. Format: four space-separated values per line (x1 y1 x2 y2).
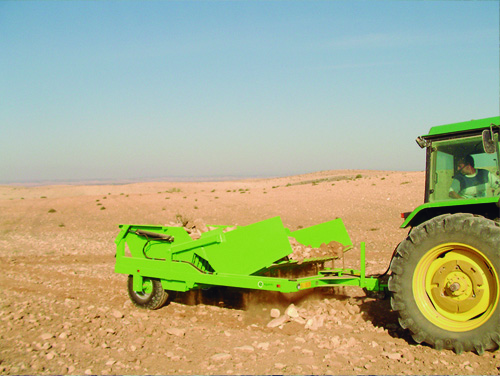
389 213 500 354
127 275 169 310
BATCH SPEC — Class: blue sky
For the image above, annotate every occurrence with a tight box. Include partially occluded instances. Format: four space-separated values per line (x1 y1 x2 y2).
1 1 498 183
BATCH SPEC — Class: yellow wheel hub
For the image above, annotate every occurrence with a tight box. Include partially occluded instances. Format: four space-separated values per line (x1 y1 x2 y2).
413 243 499 332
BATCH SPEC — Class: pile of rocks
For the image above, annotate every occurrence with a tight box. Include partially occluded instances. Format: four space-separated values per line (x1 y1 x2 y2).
167 218 235 240
182 218 210 240
288 238 346 264
267 303 326 331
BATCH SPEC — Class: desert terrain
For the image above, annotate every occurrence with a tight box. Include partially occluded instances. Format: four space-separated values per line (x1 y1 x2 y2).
1 169 499 375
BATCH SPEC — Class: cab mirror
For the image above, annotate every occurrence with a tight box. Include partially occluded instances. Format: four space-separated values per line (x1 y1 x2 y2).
482 128 496 154
415 136 428 149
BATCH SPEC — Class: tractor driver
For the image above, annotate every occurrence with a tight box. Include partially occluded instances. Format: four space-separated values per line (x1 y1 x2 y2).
449 155 500 199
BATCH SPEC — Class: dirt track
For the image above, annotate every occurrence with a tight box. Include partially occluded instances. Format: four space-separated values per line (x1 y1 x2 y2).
1 170 499 374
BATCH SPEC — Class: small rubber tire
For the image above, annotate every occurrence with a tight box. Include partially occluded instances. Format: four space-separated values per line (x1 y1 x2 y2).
127 275 169 310
389 213 500 354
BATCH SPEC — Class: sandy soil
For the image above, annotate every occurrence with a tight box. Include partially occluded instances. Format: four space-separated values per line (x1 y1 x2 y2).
1 169 499 375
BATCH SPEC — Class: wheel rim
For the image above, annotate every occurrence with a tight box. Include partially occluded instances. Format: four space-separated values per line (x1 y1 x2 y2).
413 243 499 332
134 278 153 300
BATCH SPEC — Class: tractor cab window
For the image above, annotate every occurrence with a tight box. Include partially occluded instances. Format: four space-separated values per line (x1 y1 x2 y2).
428 135 500 202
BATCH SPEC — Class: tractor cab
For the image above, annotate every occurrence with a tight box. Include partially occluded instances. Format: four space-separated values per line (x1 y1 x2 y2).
422 121 500 203
402 116 500 228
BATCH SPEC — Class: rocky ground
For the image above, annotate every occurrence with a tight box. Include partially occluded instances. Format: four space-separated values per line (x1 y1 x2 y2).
1 170 499 375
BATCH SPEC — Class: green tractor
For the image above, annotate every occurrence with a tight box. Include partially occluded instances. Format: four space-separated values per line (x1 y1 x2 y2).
389 116 500 354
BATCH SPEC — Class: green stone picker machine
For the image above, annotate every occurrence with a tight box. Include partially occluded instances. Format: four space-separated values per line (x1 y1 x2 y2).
115 116 499 354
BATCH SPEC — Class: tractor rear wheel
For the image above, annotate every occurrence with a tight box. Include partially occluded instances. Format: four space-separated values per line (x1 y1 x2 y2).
127 275 169 310
389 213 500 354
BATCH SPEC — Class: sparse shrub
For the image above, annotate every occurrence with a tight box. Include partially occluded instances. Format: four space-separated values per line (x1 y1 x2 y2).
355 174 362 179
48 208 56 213
58 224 65 228
41 196 47 199
100 206 106 210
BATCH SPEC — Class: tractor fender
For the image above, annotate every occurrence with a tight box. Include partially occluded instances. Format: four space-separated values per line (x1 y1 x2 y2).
402 198 500 228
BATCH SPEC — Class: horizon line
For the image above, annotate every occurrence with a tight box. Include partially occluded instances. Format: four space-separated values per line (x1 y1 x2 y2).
0 168 423 187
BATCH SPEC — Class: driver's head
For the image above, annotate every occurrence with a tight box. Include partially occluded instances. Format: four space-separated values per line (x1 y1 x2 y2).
457 155 475 174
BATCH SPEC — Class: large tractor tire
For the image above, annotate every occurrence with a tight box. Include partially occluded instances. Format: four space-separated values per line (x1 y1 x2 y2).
127 275 170 310
389 213 500 354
